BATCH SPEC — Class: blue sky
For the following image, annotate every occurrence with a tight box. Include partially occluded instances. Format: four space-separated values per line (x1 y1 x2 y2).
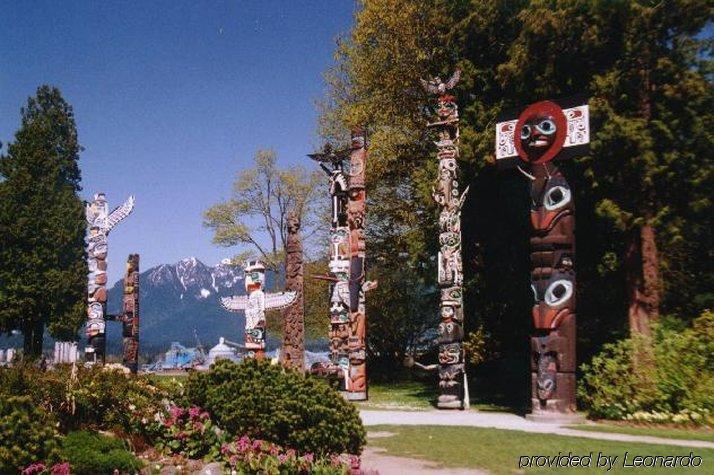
0 1 355 283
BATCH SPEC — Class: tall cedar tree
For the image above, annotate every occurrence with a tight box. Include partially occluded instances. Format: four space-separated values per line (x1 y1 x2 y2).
320 0 712 384
0 86 87 356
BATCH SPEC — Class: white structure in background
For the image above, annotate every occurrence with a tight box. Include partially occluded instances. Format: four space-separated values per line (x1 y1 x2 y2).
54 341 79 364
0 348 17 365
206 337 243 366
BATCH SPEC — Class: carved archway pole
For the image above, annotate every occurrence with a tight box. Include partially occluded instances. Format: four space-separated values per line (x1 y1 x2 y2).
495 96 589 421
423 70 469 409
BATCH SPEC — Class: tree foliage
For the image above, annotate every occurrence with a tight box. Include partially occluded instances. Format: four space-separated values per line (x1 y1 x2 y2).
319 0 712 386
0 85 87 356
204 149 323 272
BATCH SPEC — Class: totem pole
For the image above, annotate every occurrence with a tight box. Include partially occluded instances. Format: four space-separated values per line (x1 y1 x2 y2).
221 260 297 359
346 127 376 401
422 70 469 409
308 145 351 386
280 212 305 370
121 254 140 373
495 96 589 419
85 193 135 365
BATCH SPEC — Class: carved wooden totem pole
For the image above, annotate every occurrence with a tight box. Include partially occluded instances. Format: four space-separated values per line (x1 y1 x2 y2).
85 193 135 365
308 145 351 386
121 254 140 373
346 127 376 401
280 212 305 370
495 96 589 419
221 260 297 359
423 71 469 409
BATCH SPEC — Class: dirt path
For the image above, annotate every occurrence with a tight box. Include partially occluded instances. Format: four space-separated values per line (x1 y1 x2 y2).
360 410 714 449
360 445 486 475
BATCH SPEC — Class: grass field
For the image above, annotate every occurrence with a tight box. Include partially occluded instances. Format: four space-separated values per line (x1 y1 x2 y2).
367 425 714 474
356 380 515 412
567 423 714 443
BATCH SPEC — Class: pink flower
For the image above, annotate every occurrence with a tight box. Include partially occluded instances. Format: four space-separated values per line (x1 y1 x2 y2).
237 436 251 452
278 454 288 464
51 462 71 475
188 406 201 420
193 421 204 432
169 405 185 420
252 439 264 450
21 462 46 475
302 453 314 463
269 444 280 456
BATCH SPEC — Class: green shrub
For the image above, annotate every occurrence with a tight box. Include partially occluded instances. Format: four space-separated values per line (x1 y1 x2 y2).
580 310 714 423
59 430 142 475
150 405 225 460
0 396 61 473
0 364 167 433
185 359 366 455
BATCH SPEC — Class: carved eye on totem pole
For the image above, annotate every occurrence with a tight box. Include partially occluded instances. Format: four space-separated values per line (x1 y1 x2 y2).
532 271 576 329
438 321 464 344
515 101 567 165
536 352 558 400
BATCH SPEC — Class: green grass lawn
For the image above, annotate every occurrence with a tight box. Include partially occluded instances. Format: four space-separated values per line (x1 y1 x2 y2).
367 425 714 474
356 380 515 412
567 423 714 443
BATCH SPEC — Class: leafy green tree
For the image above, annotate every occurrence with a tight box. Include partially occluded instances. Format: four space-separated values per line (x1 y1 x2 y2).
0 86 87 356
204 149 323 272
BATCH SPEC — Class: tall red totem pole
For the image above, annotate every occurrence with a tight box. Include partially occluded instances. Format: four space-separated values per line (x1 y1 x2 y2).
495 96 589 420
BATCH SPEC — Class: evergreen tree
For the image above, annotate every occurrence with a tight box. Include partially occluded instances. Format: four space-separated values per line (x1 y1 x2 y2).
0 86 87 357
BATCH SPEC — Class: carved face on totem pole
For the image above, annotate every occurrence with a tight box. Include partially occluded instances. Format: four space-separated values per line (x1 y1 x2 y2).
244 260 266 293
515 101 567 164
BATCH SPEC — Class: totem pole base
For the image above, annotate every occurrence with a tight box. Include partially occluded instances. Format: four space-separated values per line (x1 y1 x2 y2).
346 391 367 401
526 411 586 424
437 400 464 410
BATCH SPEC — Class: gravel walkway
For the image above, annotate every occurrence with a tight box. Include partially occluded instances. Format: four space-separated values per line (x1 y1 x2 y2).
360 410 714 449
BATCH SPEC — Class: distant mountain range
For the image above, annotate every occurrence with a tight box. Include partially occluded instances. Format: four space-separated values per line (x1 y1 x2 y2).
105 257 273 357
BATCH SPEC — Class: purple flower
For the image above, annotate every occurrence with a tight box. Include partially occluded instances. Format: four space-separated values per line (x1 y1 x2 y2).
278 454 288 464
252 439 264 450
237 436 251 452
303 453 314 463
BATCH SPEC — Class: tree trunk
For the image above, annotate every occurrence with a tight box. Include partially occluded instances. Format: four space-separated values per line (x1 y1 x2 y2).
626 225 661 336
22 318 44 359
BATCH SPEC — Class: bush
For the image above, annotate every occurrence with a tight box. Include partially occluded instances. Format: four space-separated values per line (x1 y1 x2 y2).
220 435 353 475
579 311 714 423
0 396 61 473
59 430 142 475
149 404 225 460
0 363 167 433
185 359 366 455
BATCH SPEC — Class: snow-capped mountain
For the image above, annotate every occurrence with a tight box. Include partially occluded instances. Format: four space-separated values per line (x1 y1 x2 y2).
105 257 275 357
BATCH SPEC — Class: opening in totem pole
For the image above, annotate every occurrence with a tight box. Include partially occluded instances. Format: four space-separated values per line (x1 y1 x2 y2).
221 260 297 360
85 193 135 365
421 70 470 410
494 96 590 421
308 144 352 389
280 212 305 370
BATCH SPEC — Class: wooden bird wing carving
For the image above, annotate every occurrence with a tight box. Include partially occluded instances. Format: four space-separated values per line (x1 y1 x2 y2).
264 291 298 310
221 295 249 312
106 196 135 232
445 69 461 90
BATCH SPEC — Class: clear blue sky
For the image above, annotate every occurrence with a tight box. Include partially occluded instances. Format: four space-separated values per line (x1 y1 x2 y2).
0 1 356 283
